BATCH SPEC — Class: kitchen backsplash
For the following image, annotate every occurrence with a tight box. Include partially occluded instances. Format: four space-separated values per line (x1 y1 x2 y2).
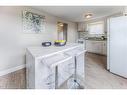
78 31 107 39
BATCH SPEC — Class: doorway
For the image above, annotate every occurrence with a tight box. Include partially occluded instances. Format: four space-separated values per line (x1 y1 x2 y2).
57 22 68 41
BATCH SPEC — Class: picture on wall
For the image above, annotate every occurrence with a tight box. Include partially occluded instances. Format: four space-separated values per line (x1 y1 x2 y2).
22 11 45 33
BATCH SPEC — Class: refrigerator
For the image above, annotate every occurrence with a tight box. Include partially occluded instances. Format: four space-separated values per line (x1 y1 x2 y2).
107 16 127 78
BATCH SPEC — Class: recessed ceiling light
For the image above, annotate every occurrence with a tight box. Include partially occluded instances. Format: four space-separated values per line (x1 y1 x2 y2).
85 13 93 19
58 23 64 26
60 24 63 26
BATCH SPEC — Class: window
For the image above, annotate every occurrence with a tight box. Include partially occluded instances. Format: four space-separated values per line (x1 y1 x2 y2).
87 21 104 34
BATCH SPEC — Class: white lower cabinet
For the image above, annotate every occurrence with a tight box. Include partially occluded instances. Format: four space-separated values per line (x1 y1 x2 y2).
85 40 107 55
102 41 107 55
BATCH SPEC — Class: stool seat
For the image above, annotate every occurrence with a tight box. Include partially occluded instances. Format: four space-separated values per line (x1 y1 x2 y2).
41 53 73 89
65 49 86 57
64 49 86 89
41 53 72 68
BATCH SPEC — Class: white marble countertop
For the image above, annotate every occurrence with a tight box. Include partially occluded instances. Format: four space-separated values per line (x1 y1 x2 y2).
27 43 84 59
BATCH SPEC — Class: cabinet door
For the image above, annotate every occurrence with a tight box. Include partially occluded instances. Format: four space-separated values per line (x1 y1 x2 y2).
86 40 104 54
86 40 106 54
102 41 107 55
85 40 93 52
78 22 85 32
92 41 103 54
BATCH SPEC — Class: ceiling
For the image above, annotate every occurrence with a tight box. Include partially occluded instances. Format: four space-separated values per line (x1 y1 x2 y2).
32 6 124 22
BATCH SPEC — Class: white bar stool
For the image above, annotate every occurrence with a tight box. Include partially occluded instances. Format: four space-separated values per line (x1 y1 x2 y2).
65 49 86 89
41 53 72 89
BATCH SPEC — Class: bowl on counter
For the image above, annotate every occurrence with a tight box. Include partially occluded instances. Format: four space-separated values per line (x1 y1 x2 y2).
54 40 66 46
42 42 52 47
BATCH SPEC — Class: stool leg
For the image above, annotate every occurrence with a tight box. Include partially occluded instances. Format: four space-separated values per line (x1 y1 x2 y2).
74 56 77 81
55 66 58 89
74 56 81 88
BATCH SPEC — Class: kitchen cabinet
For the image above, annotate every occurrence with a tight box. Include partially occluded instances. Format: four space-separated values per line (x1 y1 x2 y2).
77 22 85 32
85 40 107 55
102 41 107 55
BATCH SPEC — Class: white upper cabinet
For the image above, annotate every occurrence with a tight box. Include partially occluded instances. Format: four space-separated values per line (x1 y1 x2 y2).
77 22 85 32
87 21 105 34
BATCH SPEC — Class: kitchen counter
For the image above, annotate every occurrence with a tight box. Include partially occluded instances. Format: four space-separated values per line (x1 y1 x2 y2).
85 39 107 41
27 43 84 58
26 43 86 89
85 37 107 41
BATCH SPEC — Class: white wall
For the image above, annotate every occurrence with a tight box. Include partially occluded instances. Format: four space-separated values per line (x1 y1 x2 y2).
0 6 78 72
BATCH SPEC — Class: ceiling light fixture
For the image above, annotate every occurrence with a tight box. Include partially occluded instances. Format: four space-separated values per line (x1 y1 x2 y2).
60 24 63 26
58 23 64 27
85 13 93 19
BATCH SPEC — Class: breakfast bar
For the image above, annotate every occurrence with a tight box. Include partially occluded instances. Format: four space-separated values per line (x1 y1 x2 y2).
26 43 86 89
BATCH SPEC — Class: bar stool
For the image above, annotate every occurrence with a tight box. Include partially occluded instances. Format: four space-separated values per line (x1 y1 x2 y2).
65 49 86 89
41 53 72 89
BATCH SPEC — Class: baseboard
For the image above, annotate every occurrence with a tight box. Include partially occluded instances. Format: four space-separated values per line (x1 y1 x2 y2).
0 64 26 77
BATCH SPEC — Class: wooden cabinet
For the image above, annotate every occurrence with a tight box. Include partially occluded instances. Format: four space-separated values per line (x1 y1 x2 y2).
85 40 107 55
77 22 85 32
